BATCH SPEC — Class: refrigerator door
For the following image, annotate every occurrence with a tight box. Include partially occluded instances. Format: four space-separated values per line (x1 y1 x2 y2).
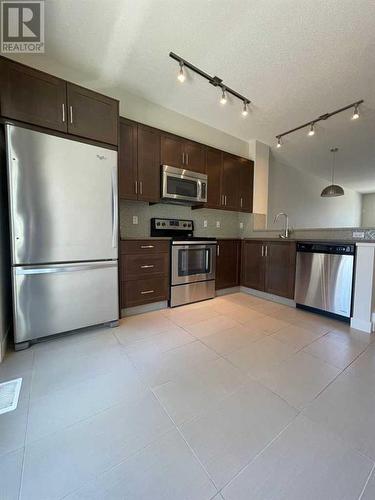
12 261 119 343
6 125 118 265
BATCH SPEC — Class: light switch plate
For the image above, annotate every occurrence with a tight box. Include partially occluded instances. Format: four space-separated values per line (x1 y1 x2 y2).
216 221 221 228
203 220 208 228
353 230 365 239
132 216 138 225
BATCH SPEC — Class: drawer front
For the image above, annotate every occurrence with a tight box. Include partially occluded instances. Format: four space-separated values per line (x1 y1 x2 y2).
122 253 169 281
121 240 170 255
122 277 169 307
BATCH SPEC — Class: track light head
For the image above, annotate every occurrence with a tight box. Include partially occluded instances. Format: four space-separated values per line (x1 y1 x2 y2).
177 61 185 83
308 123 315 136
220 87 227 105
242 101 249 117
276 137 282 148
352 103 360 120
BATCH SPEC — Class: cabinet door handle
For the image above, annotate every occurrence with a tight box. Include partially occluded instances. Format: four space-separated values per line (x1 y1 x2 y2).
62 104 66 123
224 195 227 206
186 152 189 165
182 152 185 165
261 245 264 257
264 245 268 257
140 245 154 249
141 290 154 295
217 245 220 257
139 181 143 195
140 265 154 269
240 197 243 208
135 181 138 194
69 106 73 124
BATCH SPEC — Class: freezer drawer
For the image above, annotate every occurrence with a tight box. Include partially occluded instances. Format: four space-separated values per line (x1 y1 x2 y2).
295 252 354 318
12 261 119 344
6 125 118 264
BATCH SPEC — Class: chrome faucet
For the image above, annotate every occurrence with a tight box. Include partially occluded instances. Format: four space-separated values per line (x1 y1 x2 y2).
274 212 291 239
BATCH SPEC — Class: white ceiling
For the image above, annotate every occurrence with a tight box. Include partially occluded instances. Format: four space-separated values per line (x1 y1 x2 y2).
13 0 375 192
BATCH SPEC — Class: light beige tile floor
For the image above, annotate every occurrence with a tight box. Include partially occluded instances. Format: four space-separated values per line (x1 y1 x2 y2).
0 292 374 499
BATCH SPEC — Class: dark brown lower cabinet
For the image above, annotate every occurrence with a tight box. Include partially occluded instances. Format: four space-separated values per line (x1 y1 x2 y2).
265 241 296 299
240 240 265 291
241 240 296 299
216 240 240 290
120 240 169 309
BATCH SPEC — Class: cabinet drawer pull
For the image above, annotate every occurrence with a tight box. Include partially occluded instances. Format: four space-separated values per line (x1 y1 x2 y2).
140 245 154 249
69 106 73 124
140 265 154 269
141 290 154 295
62 103 66 123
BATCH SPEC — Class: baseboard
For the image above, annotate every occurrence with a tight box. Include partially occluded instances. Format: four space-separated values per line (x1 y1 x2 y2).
216 287 240 296
350 317 373 334
0 324 11 363
121 300 168 317
240 286 296 308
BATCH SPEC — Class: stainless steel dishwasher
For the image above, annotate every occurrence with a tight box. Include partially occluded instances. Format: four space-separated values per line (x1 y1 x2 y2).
295 243 355 319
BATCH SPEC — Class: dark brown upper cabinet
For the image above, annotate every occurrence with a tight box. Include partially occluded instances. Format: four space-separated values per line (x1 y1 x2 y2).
137 124 161 202
222 153 241 211
205 147 223 209
119 118 138 200
241 240 265 291
160 133 205 174
239 159 254 212
66 83 118 145
119 118 161 203
184 140 206 173
265 241 296 299
0 58 67 132
216 239 240 290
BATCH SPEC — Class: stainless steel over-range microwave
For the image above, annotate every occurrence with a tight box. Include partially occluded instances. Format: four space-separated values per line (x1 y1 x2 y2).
161 165 208 204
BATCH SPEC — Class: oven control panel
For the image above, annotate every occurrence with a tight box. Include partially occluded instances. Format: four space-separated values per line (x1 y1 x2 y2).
151 218 194 237
154 219 193 230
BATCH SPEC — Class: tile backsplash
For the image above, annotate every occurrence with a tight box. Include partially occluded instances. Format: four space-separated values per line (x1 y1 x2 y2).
120 201 243 238
120 201 375 241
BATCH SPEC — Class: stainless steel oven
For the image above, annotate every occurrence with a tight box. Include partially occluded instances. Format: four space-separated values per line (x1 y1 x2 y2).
161 165 207 204
171 240 216 307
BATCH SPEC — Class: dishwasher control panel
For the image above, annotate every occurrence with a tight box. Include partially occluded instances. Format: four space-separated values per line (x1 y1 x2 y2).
296 243 355 255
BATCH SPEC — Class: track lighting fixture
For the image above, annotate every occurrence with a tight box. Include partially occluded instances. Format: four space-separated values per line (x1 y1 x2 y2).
177 61 185 83
220 87 227 105
169 52 251 117
352 103 360 120
275 100 363 148
242 101 249 117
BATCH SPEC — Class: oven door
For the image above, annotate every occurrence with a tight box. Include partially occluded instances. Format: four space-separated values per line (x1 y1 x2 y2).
171 244 216 285
161 165 207 203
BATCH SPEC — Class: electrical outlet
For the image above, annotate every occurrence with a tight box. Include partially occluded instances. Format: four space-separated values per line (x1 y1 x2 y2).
353 230 365 239
216 221 221 228
239 222 244 229
132 215 138 225
203 220 208 228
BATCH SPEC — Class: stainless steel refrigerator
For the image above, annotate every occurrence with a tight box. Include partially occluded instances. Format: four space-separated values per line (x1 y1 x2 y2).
5 124 119 349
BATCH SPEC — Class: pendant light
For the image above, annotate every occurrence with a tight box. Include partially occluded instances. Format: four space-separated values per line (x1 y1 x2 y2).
321 147 344 197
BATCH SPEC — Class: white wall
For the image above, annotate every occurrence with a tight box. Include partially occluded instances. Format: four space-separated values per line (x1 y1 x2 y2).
267 155 362 229
362 193 375 227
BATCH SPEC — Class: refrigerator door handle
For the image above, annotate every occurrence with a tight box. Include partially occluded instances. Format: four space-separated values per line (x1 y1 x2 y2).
111 166 118 249
15 262 117 275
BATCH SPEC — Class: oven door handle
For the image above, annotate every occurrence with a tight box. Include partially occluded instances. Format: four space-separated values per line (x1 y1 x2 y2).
205 248 210 273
